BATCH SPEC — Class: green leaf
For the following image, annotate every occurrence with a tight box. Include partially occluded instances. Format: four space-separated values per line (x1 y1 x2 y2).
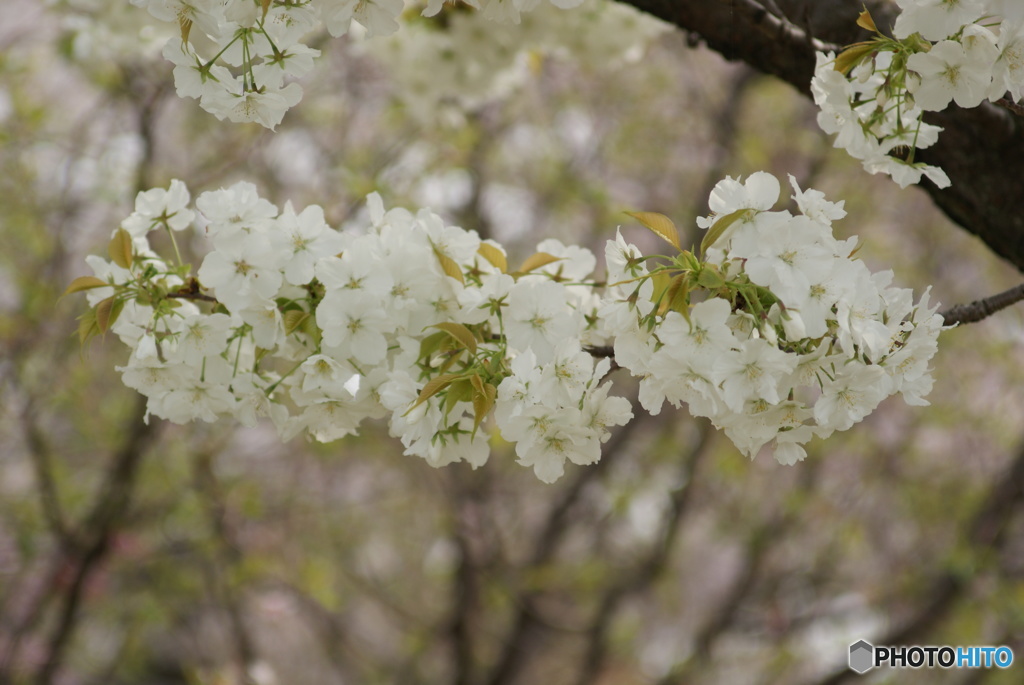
62 276 108 298
516 252 563 275
625 211 680 250
696 266 725 290
430 322 477 356
477 243 508 273
443 379 474 417
108 228 133 269
419 330 450 363
700 209 750 255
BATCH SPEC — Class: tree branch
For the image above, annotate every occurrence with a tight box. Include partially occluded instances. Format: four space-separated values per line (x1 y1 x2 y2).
939 282 1024 326
613 0 1024 272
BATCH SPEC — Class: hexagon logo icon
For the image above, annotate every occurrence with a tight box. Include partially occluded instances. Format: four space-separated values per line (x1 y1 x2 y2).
849 640 874 674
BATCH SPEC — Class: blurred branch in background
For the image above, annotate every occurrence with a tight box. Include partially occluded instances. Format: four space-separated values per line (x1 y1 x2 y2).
1 1 1023 684
814 436 1024 685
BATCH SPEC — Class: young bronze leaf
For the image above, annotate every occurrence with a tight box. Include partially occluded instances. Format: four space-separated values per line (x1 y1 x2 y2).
419 330 450 363
649 270 671 305
107 297 125 332
469 372 486 396
300 313 321 346
624 211 681 250
517 252 563 275
431 322 478 356
477 243 508 273
833 42 877 75
472 382 497 434
406 373 460 414
436 251 465 285
77 308 100 346
108 228 134 269
444 378 474 417
856 9 877 33
62 276 108 298
283 310 309 335
700 209 748 255
664 273 690 315
95 296 116 333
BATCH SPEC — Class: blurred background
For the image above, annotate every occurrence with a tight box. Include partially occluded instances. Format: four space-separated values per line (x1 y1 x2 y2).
1 1 1023 683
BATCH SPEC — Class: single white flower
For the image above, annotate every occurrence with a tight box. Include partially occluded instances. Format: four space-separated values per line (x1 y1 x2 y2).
270 202 346 286
893 0 986 41
814 365 892 432
712 338 798 413
505 279 580 364
696 171 780 229
907 40 992 111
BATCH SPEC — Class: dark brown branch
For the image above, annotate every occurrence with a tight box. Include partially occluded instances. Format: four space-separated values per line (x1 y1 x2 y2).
166 291 219 303
939 282 1024 326
994 97 1024 118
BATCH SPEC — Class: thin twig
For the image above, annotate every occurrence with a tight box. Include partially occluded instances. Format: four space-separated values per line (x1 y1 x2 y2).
940 282 1024 326
34 397 156 685
192 451 258 685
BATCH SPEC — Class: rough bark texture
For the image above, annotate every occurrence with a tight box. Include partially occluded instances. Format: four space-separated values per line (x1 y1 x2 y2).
618 0 1024 272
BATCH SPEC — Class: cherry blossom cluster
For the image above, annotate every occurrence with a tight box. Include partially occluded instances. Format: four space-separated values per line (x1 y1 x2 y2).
70 180 633 483
812 0 1024 188
131 0 590 129
70 174 945 480
599 172 945 465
